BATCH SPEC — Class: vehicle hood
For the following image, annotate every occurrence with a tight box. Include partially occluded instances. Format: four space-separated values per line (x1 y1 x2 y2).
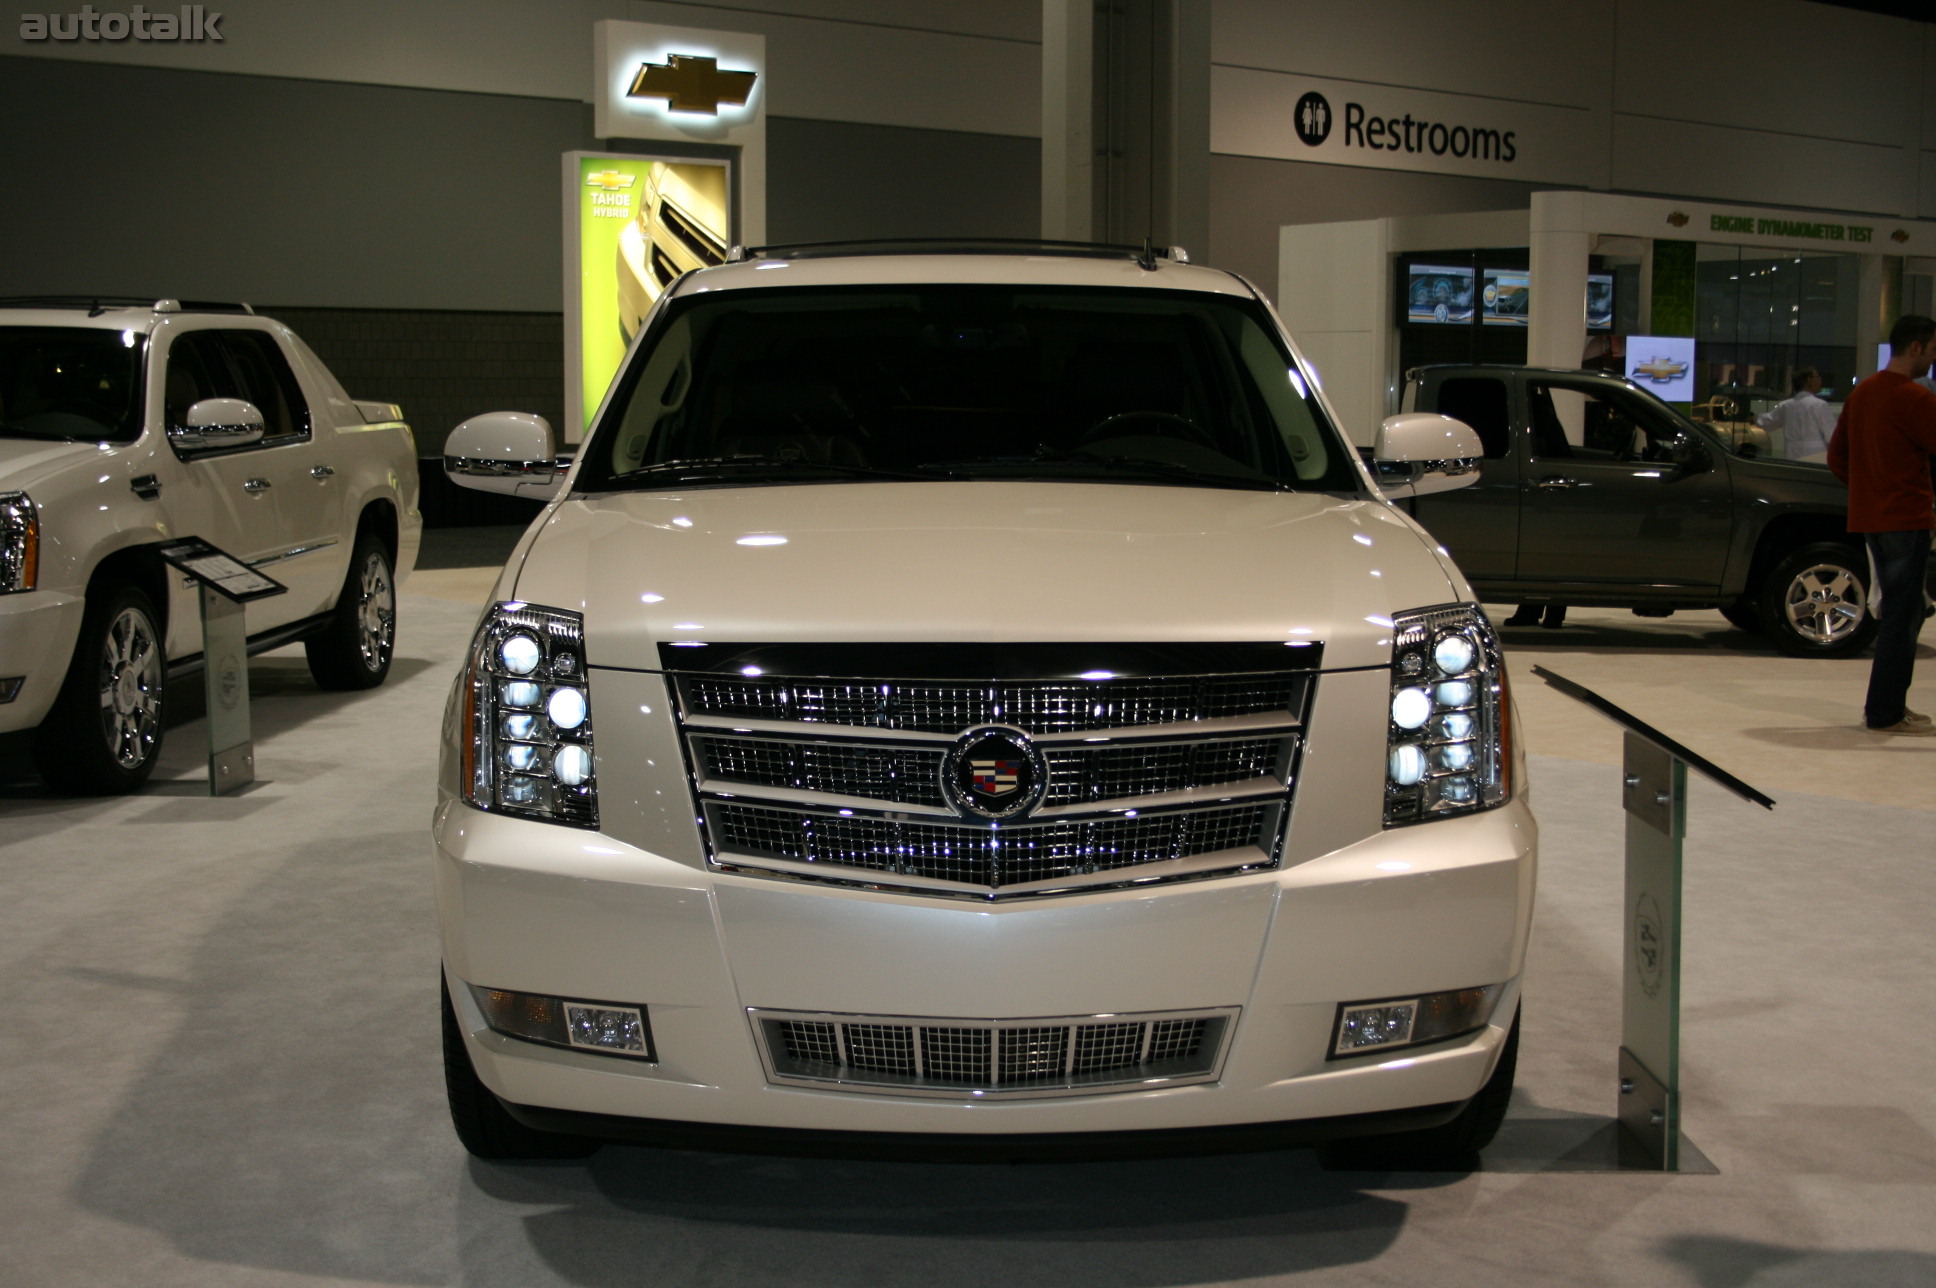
511 482 1462 673
0 438 105 492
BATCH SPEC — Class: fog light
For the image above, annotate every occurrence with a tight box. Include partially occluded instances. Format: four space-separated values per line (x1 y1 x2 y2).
469 983 656 1061
566 1003 648 1054
1337 1001 1416 1053
1332 984 1501 1058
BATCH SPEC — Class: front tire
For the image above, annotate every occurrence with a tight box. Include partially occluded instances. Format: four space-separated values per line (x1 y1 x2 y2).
305 533 395 690
33 583 167 794
442 978 601 1161
1756 541 1876 659
1319 1007 1519 1171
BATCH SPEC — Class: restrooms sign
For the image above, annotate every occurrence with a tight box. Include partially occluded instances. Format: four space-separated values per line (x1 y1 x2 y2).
1212 66 1598 188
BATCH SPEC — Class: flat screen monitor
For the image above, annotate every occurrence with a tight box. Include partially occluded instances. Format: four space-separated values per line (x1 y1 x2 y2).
1481 270 1529 327
1586 273 1614 330
1406 264 1474 325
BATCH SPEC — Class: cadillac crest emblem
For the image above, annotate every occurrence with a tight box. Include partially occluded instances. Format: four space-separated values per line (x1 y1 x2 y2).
941 726 1047 822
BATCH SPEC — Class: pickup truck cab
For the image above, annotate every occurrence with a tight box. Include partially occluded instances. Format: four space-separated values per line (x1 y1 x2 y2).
1404 364 1874 657
433 244 1534 1166
0 298 421 792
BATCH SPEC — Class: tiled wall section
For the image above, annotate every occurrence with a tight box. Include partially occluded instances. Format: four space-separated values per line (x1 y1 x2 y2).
266 307 564 458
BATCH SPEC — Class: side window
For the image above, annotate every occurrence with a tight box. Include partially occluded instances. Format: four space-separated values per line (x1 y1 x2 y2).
1529 383 1682 464
163 331 238 428
1433 377 1512 460
219 330 310 444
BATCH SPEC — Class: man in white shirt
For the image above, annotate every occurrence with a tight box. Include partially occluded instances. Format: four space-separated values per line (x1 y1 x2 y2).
1756 367 1838 460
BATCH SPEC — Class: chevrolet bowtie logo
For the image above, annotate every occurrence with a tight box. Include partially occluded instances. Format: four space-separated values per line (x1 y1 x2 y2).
627 54 757 116
1634 357 1688 383
584 170 637 191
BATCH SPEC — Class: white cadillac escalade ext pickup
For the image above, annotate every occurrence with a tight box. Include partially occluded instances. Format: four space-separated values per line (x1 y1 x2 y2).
434 244 1532 1165
0 299 421 793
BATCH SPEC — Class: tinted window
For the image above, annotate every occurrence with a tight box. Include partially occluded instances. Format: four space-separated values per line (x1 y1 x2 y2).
1434 376 1512 459
1529 382 1685 464
582 285 1361 494
0 326 145 443
221 330 309 443
164 329 310 446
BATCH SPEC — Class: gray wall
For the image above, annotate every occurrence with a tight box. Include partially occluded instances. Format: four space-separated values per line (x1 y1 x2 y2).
0 56 1040 456
1208 154 1549 303
0 56 591 312
0 56 1042 311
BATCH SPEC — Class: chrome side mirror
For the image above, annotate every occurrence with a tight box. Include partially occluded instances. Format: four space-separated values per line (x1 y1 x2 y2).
169 398 265 453
1373 413 1484 498
444 411 568 499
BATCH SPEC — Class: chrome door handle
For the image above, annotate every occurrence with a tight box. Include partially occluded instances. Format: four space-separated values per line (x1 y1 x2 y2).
242 476 272 493
1536 476 1579 490
310 465 336 479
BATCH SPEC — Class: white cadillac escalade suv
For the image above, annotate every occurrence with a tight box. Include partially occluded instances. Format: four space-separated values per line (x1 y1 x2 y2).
0 298 420 793
435 244 1533 1165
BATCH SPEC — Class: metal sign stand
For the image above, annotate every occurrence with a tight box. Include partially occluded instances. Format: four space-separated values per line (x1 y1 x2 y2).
1532 665 1775 1171
156 538 287 797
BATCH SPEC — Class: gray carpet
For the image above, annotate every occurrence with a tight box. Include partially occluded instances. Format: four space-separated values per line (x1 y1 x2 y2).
2 590 1933 1286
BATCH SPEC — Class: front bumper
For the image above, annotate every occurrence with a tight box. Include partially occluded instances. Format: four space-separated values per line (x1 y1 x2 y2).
434 788 1536 1139
0 589 84 735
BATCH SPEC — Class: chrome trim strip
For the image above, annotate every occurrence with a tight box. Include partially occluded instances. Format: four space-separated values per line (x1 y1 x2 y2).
250 537 339 568
701 775 1289 820
698 778 957 818
711 843 1275 899
679 710 1299 744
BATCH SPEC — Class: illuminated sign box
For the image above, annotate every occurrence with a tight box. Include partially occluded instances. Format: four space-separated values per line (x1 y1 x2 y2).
1626 336 1697 402
565 152 732 437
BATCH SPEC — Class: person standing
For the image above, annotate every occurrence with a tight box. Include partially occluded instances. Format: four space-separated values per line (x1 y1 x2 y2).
1827 315 1936 736
1757 367 1839 460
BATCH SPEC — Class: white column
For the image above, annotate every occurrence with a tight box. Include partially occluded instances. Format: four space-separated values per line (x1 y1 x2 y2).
1278 218 1394 445
1528 191 1591 371
1041 0 1094 243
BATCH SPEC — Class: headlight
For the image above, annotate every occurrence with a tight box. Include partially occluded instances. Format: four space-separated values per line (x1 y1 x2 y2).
1384 603 1510 826
0 492 38 593
460 601 597 827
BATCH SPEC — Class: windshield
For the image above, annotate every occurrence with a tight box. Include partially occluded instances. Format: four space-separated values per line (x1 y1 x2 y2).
0 326 146 443
578 284 1361 494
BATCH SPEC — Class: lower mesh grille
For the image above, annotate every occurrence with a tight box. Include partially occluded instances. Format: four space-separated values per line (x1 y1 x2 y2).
754 1008 1233 1096
710 801 1275 890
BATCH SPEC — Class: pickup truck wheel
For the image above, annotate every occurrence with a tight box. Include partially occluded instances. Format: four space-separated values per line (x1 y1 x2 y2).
33 584 166 794
442 978 602 1160
1758 542 1876 659
1318 1007 1519 1172
305 535 395 690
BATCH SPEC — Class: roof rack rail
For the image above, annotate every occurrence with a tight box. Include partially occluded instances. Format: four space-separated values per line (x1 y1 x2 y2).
0 296 255 316
724 238 1192 270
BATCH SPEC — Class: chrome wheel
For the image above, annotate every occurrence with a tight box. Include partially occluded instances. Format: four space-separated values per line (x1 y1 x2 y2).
355 549 395 670
96 604 163 770
1782 561 1866 646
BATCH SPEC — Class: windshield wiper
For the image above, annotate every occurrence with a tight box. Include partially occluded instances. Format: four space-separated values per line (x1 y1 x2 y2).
616 456 931 485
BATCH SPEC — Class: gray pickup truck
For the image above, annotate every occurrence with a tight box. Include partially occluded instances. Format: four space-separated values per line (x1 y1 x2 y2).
1400 364 1876 658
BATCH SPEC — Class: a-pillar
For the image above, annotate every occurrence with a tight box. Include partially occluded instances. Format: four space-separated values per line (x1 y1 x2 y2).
1527 191 1592 372
1041 0 1208 254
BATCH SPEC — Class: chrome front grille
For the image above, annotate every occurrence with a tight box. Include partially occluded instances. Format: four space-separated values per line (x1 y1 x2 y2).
670 654 1312 898
753 1007 1236 1097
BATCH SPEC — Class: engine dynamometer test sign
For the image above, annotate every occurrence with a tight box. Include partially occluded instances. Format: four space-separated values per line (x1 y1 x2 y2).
565 153 730 435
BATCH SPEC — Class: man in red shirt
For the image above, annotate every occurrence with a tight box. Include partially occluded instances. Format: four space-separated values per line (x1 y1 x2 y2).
1827 314 1936 735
